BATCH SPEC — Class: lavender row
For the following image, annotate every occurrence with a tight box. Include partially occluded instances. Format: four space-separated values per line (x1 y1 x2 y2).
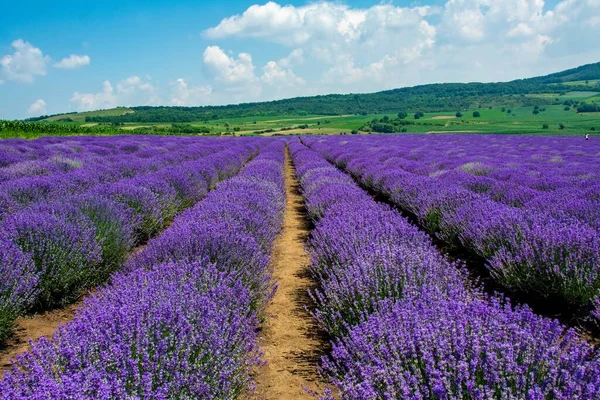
0 136 181 183
290 140 600 399
0 140 286 398
303 136 600 321
0 140 260 343
328 135 600 232
0 137 235 218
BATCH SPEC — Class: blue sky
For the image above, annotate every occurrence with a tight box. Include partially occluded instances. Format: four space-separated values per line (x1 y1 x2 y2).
1 0 598 119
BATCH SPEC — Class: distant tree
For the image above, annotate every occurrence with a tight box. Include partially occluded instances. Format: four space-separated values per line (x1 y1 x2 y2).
564 106 571 111
351 130 359 135
397 111 408 119
591 127 596 131
501 107 506 112
414 113 421 120
401 127 408 132
456 112 463 118
559 123 566 130
233 127 240 132
382 116 390 122
533 109 540 115
506 109 512 114
542 123 549 129
473 111 481 118
418 111 425 117
577 103 600 113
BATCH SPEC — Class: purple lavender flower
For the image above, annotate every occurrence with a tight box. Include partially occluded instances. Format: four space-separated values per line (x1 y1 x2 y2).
0 232 38 342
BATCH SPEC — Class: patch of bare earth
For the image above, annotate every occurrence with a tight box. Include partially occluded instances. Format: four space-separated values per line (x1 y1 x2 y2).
0 301 82 377
251 147 328 399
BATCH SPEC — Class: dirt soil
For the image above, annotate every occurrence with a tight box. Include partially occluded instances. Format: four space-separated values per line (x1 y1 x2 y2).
0 301 81 377
250 147 328 399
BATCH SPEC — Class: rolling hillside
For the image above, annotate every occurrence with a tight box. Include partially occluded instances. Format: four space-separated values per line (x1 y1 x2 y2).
36 62 600 124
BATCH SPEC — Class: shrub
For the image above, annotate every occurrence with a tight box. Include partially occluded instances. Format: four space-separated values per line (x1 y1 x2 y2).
93 183 163 242
0 261 260 398
2 211 102 308
323 292 600 399
0 233 38 342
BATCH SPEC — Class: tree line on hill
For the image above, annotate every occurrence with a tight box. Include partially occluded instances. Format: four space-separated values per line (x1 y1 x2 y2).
80 80 592 124
0 120 216 139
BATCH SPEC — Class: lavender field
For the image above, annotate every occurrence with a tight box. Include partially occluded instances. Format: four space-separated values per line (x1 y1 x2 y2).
1 134 600 399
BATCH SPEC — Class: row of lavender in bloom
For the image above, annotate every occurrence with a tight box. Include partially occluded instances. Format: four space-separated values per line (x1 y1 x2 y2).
289 140 600 399
337 135 600 233
303 135 600 321
0 140 286 398
0 136 239 218
0 137 262 343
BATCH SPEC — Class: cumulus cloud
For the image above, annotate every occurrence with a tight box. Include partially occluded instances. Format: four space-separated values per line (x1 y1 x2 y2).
204 2 439 92
170 78 212 106
70 76 160 111
27 99 47 115
1 40 49 83
71 80 116 111
277 48 304 68
201 0 600 96
54 54 90 69
202 46 257 84
204 2 438 47
261 61 304 86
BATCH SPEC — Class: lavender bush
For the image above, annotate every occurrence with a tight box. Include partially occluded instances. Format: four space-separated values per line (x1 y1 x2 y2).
323 291 600 399
0 261 260 399
0 233 38 342
2 210 102 308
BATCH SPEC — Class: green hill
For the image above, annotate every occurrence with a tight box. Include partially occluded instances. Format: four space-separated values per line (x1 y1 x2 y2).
33 107 134 123
35 62 600 124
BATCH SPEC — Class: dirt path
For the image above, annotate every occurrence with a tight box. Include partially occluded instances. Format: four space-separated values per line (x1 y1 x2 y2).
251 147 327 399
0 301 81 377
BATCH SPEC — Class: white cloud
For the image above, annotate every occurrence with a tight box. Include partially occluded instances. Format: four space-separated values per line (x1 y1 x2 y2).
170 78 212 106
27 99 47 115
202 46 257 84
70 76 161 111
261 61 304 86
204 2 438 47
53 54 90 69
204 2 439 93
71 80 116 111
277 48 304 68
1 40 49 83
201 0 600 97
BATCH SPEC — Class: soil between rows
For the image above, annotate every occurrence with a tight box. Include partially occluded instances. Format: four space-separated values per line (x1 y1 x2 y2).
250 147 328 399
0 301 81 377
